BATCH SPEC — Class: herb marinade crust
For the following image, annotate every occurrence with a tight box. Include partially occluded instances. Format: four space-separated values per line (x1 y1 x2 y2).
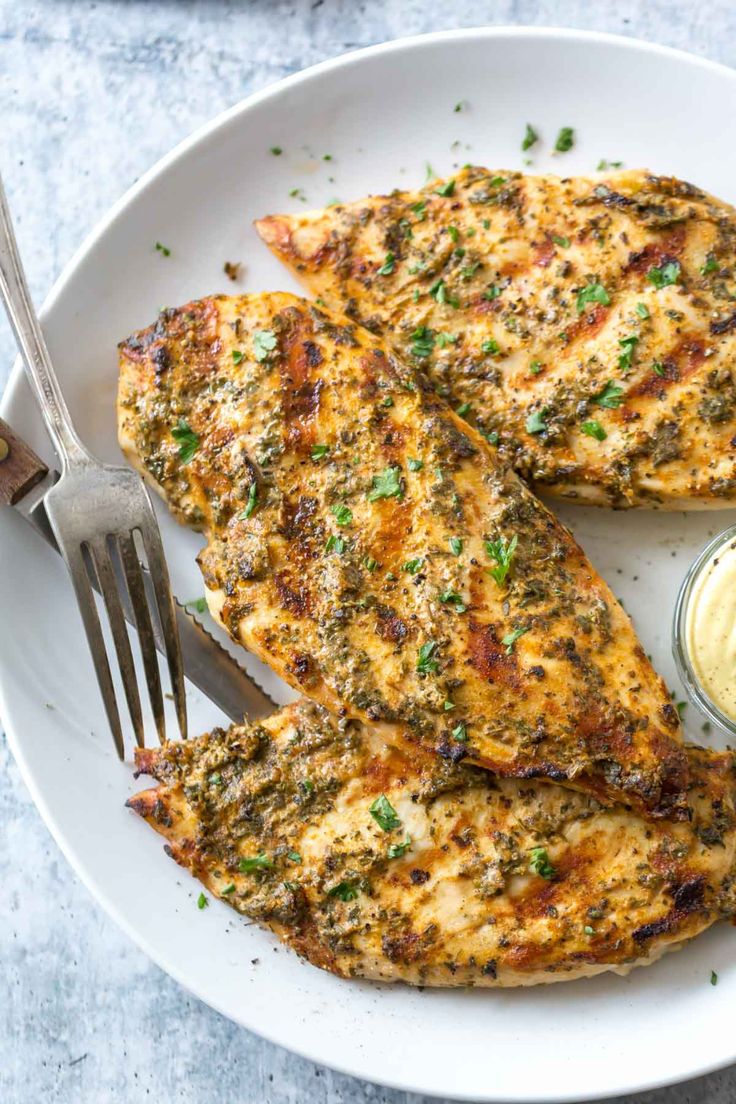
256 167 736 508
118 292 687 818
129 699 736 987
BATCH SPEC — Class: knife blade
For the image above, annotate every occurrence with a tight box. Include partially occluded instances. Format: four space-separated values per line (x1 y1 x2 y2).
0 417 277 724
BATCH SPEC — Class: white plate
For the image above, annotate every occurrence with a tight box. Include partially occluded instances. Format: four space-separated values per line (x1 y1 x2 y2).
2 27 736 1103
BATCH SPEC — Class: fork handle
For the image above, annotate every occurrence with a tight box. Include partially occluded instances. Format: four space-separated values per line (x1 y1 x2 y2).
0 171 89 469
0 416 48 505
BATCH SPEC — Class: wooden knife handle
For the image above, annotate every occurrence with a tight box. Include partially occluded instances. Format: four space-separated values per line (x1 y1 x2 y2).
0 416 48 505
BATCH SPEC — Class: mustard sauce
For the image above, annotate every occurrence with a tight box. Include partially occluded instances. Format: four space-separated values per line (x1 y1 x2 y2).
685 536 736 722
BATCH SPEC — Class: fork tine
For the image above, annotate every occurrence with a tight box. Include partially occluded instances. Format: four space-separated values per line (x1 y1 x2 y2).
88 536 145 749
118 532 166 746
137 520 188 740
62 541 125 759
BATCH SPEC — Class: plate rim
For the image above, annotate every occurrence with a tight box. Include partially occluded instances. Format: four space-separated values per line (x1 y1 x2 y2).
2 24 736 1103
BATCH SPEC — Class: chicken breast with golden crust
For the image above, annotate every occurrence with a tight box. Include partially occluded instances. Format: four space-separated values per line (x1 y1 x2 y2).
256 167 736 509
129 699 736 987
118 292 688 817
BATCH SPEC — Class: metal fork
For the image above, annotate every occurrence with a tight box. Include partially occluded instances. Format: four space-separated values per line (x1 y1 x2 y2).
0 170 187 757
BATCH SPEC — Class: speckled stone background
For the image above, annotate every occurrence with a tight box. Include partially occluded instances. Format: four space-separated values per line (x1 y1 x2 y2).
3 3 736 1102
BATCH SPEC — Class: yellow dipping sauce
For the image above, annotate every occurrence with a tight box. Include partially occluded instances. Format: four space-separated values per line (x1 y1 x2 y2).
685 536 736 721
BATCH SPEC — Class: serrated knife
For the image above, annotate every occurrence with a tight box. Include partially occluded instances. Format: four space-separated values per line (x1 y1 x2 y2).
0 416 276 724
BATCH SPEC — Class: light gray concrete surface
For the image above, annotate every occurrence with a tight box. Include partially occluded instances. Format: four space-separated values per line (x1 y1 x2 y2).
2 3 736 1101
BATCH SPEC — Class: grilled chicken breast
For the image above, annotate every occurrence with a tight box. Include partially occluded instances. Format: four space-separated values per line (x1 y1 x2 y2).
118 292 688 817
256 167 736 509
129 699 736 987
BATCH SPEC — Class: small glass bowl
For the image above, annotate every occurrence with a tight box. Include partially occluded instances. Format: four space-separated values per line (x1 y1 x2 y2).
672 523 736 738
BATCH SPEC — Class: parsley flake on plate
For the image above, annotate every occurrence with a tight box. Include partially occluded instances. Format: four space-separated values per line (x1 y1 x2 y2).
522 123 539 151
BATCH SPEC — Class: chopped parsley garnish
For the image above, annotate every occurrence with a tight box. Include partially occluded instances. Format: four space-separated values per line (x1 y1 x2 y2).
363 556 378 572
486 431 499 446
410 326 435 358
185 597 207 614
443 700 455 711
481 338 501 356
456 401 471 418
576 281 610 313
529 847 556 879
327 880 358 901
197 892 208 909
502 625 529 654
388 835 412 859
652 361 665 377
208 772 222 786
436 331 458 347
439 589 467 613
676 700 688 718
155 241 171 256
597 158 622 170
552 234 570 248
325 534 347 554
711 970 719 986
430 279 459 307
526 408 549 434
232 349 244 364
449 537 463 556
287 851 302 863
584 925 596 936
300 779 314 795
239 481 258 519
435 179 456 197
452 722 468 742
239 853 273 873
172 419 200 464
594 380 624 409
253 329 278 361
635 302 650 319
311 444 329 460
529 360 542 374
368 465 403 502
221 883 236 895
647 260 681 289
485 533 518 587
411 200 427 221
701 254 719 275
269 146 283 155
331 503 353 526
618 334 639 372
417 640 439 675
555 127 574 153
370 793 401 831
483 284 501 300
378 252 396 275
403 558 423 574
447 225 459 242
522 123 539 151
408 457 423 471
581 419 607 441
